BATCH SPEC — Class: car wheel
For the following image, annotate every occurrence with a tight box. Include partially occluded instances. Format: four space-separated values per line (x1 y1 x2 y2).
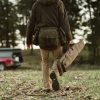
0 63 5 71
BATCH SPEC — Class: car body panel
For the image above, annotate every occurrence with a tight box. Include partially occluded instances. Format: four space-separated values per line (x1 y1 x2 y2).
0 57 13 67
0 48 23 69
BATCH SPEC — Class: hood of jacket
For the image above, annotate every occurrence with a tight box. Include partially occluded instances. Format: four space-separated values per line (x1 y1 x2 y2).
37 0 59 5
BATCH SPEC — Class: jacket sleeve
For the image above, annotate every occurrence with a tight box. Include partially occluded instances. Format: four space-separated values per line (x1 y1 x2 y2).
58 1 73 42
26 3 36 45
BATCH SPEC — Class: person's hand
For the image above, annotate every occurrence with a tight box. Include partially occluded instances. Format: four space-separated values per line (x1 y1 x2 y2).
69 40 74 44
69 40 74 50
27 44 32 49
66 40 74 50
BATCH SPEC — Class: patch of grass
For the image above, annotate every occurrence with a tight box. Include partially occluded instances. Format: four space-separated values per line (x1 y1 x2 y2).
0 69 100 99
21 49 41 70
0 50 100 100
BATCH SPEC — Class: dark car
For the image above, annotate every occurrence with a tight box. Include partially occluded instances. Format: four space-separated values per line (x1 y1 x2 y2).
0 48 23 71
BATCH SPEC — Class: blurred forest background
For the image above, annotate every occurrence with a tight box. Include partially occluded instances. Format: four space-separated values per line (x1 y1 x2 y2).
0 0 100 65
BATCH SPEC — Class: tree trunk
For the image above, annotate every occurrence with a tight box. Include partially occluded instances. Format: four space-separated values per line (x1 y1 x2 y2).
6 0 10 47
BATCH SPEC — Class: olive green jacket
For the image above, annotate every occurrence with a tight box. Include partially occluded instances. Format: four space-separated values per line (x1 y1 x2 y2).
26 0 72 45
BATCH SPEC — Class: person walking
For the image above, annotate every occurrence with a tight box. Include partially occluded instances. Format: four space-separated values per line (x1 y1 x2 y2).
26 0 73 92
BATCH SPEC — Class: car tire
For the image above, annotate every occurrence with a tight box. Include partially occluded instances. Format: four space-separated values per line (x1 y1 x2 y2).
0 63 5 71
12 66 18 69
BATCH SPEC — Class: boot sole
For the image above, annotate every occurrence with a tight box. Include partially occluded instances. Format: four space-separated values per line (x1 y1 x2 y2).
50 71 60 91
